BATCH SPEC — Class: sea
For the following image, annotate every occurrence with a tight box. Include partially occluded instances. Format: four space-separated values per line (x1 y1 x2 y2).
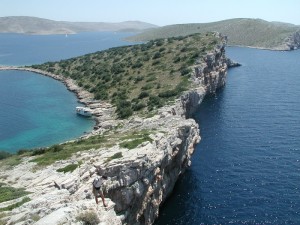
1 32 300 224
154 47 300 224
0 32 135 152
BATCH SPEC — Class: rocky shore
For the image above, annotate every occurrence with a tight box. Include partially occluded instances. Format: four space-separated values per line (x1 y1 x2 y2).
0 36 234 224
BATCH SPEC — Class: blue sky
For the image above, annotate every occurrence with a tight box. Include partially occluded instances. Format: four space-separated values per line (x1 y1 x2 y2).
1 0 299 26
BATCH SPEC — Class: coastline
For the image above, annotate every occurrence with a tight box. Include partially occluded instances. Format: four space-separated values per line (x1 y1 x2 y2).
0 34 232 224
0 66 113 135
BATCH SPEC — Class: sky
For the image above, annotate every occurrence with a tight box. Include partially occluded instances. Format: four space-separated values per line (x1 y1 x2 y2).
1 0 299 26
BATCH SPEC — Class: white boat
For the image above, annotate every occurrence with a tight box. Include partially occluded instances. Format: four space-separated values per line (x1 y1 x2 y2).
76 106 92 117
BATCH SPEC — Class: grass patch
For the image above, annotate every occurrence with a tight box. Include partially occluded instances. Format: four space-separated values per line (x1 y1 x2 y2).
0 155 23 168
0 183 30 203
105 152 123 163
0 213 7 225
120 131 153 149
30 135 108 166
56 163 79 173
0 197 30 212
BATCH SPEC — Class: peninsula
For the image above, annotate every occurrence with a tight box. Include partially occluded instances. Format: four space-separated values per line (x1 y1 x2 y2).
0 32 236 225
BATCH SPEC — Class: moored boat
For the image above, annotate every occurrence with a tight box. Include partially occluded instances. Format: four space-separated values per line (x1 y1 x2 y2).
76 106 92 117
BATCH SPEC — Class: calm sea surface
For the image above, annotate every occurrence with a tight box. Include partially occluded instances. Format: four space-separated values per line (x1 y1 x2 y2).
0 32 134 152
155 47 300 224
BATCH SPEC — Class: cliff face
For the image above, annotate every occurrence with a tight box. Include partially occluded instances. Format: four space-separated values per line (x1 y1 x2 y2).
284 31 300 50
0 36 229 225
98 40 229 224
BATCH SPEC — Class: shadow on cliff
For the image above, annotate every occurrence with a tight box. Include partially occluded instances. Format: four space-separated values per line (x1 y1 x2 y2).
154 169 203 225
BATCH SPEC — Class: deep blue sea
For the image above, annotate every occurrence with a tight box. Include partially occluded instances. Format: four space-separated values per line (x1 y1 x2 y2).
155 47 300 224
0 32 134 152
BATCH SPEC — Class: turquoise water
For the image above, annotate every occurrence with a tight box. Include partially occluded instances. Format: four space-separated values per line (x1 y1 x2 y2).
155 48 300 224
0 32 134 152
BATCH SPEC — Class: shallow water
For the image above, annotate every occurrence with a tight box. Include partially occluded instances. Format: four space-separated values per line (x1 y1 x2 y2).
0 32 134 152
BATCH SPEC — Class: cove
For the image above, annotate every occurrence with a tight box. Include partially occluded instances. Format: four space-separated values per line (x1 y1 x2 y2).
0 32 136 152
155 47 300 224
0 70 94 152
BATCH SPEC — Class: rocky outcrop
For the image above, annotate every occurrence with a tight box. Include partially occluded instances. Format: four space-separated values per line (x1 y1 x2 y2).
0 34 230 225
284 31 300 50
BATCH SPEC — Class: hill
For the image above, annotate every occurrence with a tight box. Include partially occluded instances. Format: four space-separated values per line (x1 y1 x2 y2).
0 16 158 34
32 32 222 119
127 18 300 50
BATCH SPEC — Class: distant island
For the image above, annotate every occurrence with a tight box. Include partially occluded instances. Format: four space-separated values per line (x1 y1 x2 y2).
1 17 299 50
0 16 158 34
127 18 300 51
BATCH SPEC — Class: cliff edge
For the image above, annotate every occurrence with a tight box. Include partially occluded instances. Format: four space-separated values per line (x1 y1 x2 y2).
0 33 231 225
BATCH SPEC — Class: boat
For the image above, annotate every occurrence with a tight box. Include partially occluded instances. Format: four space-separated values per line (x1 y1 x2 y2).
76 106 92 117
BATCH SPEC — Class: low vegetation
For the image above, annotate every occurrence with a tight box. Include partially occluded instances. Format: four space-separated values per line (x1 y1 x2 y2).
127 18 300 49
76 210 100 225
32 33 221 119
0 183 30 204
0 197 31 212
119 131 152 149
0 129 155 168
105 152 123 163
0 151 11 161
56 163 80 173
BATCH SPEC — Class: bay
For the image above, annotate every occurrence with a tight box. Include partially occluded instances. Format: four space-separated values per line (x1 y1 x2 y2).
0 32 134 152
155 48 300 224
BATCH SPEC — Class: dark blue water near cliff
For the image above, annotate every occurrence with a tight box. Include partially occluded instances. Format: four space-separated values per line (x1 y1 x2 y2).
155 47 300 225
0 32 134 152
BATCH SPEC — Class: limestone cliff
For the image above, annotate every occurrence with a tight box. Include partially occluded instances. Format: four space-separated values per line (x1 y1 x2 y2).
283 30 300 50
0 35 230 225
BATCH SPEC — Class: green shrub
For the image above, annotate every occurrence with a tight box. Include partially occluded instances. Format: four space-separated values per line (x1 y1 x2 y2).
141 83 153 90
158 89 178 98
0 151 11 160
117 107 133 119
51 145 63 152
147 95 163 109
17 149 30 155
76 211 100 225
152 52 161 59
180 67 191 76
132 102 146 111
138 91 149 99
56 164 79 173
31 148 47 156
105 152 123 163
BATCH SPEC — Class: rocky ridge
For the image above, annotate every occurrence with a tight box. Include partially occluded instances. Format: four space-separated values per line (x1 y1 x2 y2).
0 34 231 225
